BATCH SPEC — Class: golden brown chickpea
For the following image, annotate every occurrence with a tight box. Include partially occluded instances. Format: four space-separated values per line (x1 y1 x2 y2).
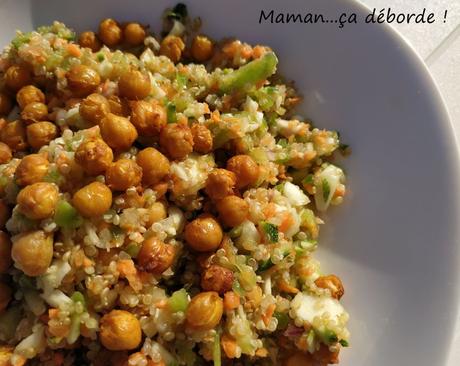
136 147 170 186
0 142 12 164
17 182 59 220
0 231 12 273
115 190 145 210
16 85 45 109
20 102 48 123
130 100 166 136
0 200 9 229
145 201 167 227
99 113 138 150
227 155 259 189
98 18 123 47
0 120 27 151
79 93 110 125
0 282 12 313
191 123 212 153
118 70 151 100
159 123 193 160
314 274 344 300
4 64 32 91
0 92 13 116
184 215 223 252
15 154 49 186
106 158 142 191
186 292 223 330
205 169 236 201
75 138 113 175
100 310 141 351
191 35 214 62
66 65 101 97
160 35 185 63
124 23 146 46
26 121 58 149
283 352 314 366
73 181 112 217
78 31 102 52
0 346 14 366
216 195 248 227
137 237 176 274
201 264 234 294
11 230 53 276
107 95 130 116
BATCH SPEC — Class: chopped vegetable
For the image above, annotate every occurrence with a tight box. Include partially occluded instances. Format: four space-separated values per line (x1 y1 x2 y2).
54 200 83 229
166 102 177 123
213 331 221 366
168 288 189 312
261 222 278 243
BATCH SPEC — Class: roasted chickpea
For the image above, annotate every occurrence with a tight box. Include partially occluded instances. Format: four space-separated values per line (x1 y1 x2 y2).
159 123 193 160
66 65 101 97
78 31 102 52
118 70 151 100
216 195 249 227
21 102 49 123
205 169 236 200
0 200 9 229
79 93 110 125
0 282 12 313
15 154 49 186
0 120 27 151
16 85 45 109
130 100 166 136
11 230 53 276
4 64 32 91
107 95 130 116
17 182 59 220
98 18 123 47
201 265 234 294
0 92 13 116
106 159 142 191
75 138 113 175
26 121 57 149
73 182 112 218
160 35 185 63
0 231 12 273
145 201 167 227
100 310 141 351
184 215 223 252
136 147 170 186
190 123 212 154
99 113 138 150
115 191 145 210
0 142 12 164
314 274 344 300
137 237 176 274
283 352 314 366
124 23 146 46
191 35 214 62
186 292 223 330
227 155 259 189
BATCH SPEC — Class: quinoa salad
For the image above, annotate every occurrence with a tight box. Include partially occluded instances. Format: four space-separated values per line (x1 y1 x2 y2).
0 4 351 366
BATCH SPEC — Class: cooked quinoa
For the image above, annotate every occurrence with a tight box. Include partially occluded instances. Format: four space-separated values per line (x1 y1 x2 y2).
0 4 350 366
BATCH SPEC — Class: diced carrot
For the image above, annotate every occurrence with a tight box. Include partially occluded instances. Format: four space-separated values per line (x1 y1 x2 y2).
155 299 168 309
279 212 295 233
263 203 277 218
255 347 269 357
48 308 60 318
333 184 346 198
48 320 70 338
66 43 82 58
117 259 143 292
261 303 276 326
221 334 238 359
223 291 240 311
278 279 299 294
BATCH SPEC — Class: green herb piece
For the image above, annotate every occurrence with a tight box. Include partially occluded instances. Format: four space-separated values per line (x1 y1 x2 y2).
261 222 278 243
166 3 188 21
124 243 140 258
54 201 83 229
257 258 274 272
339 339 349 347
168 288 189 313
322 178 331 202
302 174 314 185
166 102 177 123
274 311 290 330
96 53 105 62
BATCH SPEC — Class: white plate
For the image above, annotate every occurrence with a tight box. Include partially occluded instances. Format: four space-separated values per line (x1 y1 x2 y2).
1 0 460 365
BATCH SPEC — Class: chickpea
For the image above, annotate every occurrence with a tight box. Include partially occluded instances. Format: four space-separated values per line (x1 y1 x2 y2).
0 92 13 116
205 169 236 200
100 310 141 351
184 215 223 252
4 64 32 91
20 102 48 123
201 265 234 294
17 182 59 220
73 182 112 218
0 142 12 164
124 23 146 46
106 159 142 191
78 31 102 52
283 352 314 366
186 292 223 330
137 237 176 274
66 65 101 97
75 138 113 176
16 85 45 109
0 231 12 273
227 155 259 189
136 147 170 186
145 201 167 227
98 18 123 47
79 93 110 125
26 121 57 149
0 200 9 228
160 35 185 63
99 113 138 150
159 123 193 160
15 154 49 186
107 95 130 116
115 190 145 210
118 70 151 100
0 282 12 313
130 100 166 136
315 274 344 300
216 195 248 227
11 230 53 276
191 35 214 62
190 124 212 154
0 120 28 151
